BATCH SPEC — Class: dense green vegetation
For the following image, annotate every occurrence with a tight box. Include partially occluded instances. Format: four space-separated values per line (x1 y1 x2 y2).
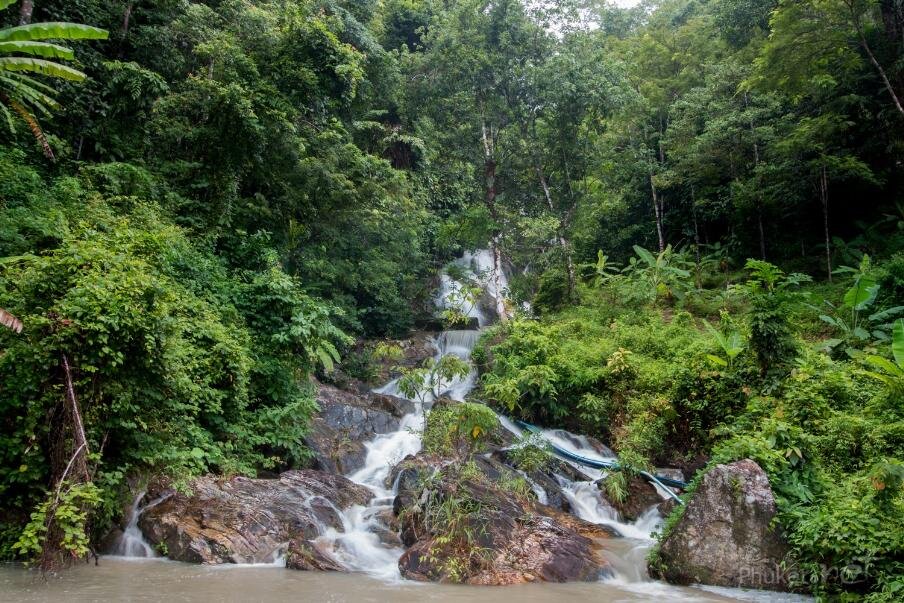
476 254 903 599
0 0 438 568
0 0 902 598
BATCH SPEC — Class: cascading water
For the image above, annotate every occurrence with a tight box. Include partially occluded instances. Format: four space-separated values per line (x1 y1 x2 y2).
314 257 491 579
110 250 668 587
79 249 808 602
320 250 668 586
112 492 159 558
435 249 508 328
499 419 668 582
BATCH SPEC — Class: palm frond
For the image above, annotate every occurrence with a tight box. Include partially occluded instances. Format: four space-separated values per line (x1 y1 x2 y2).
0 100 14 131
0 75 60 114
0 22 109 43
0 57 86 81
5 71 59 95
5 95 54 159
0 41 75 60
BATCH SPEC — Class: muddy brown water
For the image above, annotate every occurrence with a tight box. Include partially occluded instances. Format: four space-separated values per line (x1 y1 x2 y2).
0 557 811 603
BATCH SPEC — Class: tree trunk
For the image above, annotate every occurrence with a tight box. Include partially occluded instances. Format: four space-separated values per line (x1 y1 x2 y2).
482 119 508 322
122 2 134 36
649 166 665 253
691 188 702 289
757 209 766 260
535 163 576 300
491 238 508 322
745 91 767 259
61 354 90 482
18 0 34 25
38 353 92 572
820 165 832 282
852 7 904 116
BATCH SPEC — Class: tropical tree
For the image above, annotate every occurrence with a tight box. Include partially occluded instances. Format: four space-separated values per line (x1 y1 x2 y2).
0 0 108 158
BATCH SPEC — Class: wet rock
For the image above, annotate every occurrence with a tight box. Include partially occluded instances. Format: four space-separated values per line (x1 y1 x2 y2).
530 501 621 539
330 331 437 393
285 539 343 571
371 508 403 547
390 453 445 547
98 528 124 554
610 476 662 521
651 459 791 591
139 470 372 566
393 455 612 585
304 383 408 474
489 449 584 512
370 393 416 418
657 498 678 518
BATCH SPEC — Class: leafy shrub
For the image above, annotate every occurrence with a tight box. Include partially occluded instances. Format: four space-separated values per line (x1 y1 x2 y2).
508 433 553 473
397 354 471 404
479 308 715 468
533 267 570 314
0 178 347 558
745 260 808 376
423 402 499 461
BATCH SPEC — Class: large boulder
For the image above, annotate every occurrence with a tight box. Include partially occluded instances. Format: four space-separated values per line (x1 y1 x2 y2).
139 470 372 566
651 459 791 590
304 383 413 474
393 454 613 584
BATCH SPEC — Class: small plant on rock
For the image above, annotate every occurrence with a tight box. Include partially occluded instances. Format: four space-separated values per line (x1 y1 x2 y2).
397 354 471 404
508 433 553 474
423 402 499 463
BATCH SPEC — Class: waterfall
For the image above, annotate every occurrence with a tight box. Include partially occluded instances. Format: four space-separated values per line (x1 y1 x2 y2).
499 417 667 583
242 247 671 588
435 249 509 328
316 256 491 578
317 318 487 577
322 249 670 584
316 328 483 579
113 492 157 558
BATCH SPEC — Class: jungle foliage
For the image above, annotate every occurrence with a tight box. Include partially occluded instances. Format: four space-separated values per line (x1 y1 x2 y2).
0 0 902 596
477 249 904 600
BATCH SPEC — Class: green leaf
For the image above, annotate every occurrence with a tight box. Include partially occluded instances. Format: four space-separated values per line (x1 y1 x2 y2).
0 57 86 80
819 314 840 327
893 319 904 368
706 354 728 367
852 327 870 340
843 276 878 311
870 306 904 322
820 338 843 351
315 347 335 372
0 22 109 43
632 244 656 266
864 355 903 377
0 41 74 60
